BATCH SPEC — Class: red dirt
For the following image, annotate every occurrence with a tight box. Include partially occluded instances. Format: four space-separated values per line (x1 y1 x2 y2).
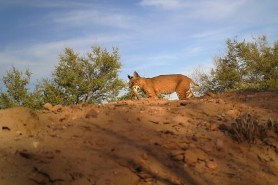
0 91 277 185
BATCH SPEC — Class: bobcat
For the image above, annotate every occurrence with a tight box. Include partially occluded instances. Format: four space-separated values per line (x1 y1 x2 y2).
128 71 199 100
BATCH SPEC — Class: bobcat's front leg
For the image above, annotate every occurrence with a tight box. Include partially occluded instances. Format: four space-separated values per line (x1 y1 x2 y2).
145 89 158 99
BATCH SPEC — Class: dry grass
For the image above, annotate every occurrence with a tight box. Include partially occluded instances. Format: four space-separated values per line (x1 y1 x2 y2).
228 114 278 144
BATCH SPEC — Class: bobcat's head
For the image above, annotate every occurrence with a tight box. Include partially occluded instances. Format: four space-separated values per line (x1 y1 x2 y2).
128 71 144 99
127 71 144 89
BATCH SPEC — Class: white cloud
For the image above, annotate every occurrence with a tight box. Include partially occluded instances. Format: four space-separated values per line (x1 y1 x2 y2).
0 46 57 81
189 0 248 20
47 9 136 29
1 0 277 87
140 0 249 20
0 32 130 81
139 0 185 10
0 0 91 8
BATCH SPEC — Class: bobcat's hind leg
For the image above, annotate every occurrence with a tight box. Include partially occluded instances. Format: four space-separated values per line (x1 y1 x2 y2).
176 87 187 100
186 89 194 98
177 91 188 100
176 83 191 100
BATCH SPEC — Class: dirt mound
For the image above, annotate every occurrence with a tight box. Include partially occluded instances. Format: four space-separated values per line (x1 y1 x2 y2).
0 107 41 135
0 91 277 185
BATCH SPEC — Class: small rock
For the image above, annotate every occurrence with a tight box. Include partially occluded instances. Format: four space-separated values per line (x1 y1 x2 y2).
170 150 185 161
170 150 184 157
178 142 188 150
210 123 218 131
226 109 239 118
191 135 198 141
216 115 223 121
52 104 63 113
32 141 39 148
217 99 225 104
85 109 98 119
184 147 209 165
138 172 153 182
194 148 208 161
184 149 198 165
216 139 224 150
18 150 33 159
206 160 218 170
43 103 53 111
206 92 215 97
202 143 214 152
180 102 187 106
257 154 273 162
218 124 228 132
173 154 184 161
59 116 66 122
142 153 148 160
2 126 11 131
150 120 160 124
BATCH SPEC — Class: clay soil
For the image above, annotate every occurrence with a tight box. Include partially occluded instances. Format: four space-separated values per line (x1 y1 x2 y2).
0 91 278 185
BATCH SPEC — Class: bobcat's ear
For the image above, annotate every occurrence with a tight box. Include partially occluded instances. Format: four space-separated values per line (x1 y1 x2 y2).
133 71 140 78
128 75 133 80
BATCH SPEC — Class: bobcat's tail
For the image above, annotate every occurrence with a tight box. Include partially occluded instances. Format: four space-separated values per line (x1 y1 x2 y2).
186 80 199 98
190 80 199 92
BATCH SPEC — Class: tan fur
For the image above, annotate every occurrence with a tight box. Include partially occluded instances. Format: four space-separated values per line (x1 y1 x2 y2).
128 71 198 100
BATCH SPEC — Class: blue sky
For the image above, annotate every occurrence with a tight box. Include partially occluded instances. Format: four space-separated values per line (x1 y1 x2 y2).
1 0 278 84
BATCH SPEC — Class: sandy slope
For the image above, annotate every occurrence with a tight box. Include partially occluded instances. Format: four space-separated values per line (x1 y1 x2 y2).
0 91 277 185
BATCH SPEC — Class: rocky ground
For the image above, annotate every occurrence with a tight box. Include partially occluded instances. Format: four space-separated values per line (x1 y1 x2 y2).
0 91 277 185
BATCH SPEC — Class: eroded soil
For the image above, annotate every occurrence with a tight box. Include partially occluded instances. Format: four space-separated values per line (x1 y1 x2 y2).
0 91 277 185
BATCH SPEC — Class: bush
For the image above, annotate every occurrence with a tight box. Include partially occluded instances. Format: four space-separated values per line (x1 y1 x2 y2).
204 36 278 92
0 46 125 109
0 67 41 109
42 47 125 105
227 114 278 144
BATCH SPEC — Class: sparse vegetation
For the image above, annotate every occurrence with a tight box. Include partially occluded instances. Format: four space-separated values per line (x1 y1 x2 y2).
1 35 277 108
39 47 124 105
227 114 278 144
0 67 41 109
267 118 278 136
196 35 278 92
0 46 124 109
